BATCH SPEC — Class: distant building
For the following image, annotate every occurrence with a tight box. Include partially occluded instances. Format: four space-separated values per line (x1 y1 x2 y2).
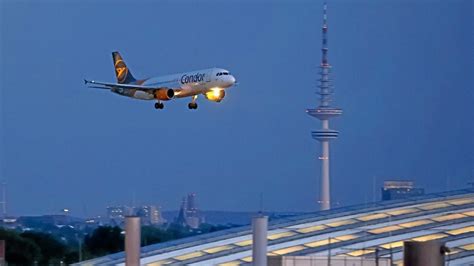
381 180 425 201
106 206 133 225
176 193 204 229
135 205 163 225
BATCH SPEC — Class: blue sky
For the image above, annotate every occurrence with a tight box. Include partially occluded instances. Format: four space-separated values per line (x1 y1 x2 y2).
1 0 472 217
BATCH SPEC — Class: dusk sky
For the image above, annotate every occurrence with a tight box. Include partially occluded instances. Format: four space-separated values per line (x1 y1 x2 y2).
1 0 472 217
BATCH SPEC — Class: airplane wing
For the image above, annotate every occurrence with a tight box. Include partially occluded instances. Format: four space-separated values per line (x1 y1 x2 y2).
84 79 169 91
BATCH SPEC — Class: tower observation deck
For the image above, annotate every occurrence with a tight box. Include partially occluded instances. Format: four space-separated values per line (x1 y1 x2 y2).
306 2 342 211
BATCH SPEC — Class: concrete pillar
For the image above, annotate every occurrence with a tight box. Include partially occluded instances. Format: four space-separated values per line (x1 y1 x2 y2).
252 215 268 266
125 216 141 266
403 240 446 266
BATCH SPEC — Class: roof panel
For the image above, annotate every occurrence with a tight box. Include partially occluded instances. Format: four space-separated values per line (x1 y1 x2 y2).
431 213 467 222
147 259 174 266
447 198 474 206
235 240 252 247
218 261 241 266
174 251 205 261
419 202 451 210
346 249 375 257
334 234 359 241
304 238 335 248
272 245 307 255
268 231 297 240
326 219 357 227
380 241 404 249
398 219 433 228
357 213 389 222
412 233 448 242
385 208 419 216
203 245 235 254
368 225 403 234
296 224 327 234
460 243 474 251
447 225 474 236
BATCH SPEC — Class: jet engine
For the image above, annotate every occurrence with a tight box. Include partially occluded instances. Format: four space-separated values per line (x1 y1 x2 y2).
154 89 174 101
204 89 225 102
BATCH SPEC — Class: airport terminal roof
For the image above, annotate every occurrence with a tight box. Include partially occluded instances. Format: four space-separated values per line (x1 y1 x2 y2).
77 188 474 265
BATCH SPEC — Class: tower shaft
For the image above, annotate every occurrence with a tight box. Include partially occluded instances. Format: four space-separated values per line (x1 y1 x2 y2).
306 2 342 211
321 139 330 210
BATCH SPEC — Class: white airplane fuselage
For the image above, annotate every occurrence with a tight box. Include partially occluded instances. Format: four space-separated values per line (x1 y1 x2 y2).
112 67 236 101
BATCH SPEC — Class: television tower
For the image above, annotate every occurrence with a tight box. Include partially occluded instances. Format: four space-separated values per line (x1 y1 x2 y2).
306 2 342 211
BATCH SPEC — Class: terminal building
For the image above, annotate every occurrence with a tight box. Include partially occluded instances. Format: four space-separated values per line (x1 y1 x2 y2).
77 188 474 265
381 181 425 201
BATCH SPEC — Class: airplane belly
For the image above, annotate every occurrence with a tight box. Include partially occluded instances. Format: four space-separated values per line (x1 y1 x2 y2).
133 90 155 100
111 88 154 100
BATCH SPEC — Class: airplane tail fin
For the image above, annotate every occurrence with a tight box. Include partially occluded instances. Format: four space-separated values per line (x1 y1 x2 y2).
112 51 136 84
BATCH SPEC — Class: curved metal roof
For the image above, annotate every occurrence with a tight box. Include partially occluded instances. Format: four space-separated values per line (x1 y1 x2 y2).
76 188 474 265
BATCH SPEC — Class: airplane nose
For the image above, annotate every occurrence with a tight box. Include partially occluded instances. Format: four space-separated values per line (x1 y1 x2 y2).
230 75 236 85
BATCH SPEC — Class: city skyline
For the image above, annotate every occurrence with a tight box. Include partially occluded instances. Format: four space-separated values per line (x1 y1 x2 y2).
1 0 472 216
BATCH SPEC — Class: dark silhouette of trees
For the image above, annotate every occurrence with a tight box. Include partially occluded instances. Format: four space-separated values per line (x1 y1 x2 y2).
84 226 124 256
21 231 67 264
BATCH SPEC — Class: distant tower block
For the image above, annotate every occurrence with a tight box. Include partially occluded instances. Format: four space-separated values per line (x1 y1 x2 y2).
306 2 342 211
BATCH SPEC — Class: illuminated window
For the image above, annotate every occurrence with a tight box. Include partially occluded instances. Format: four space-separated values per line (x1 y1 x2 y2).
272 245 306 255
268 231 297 240
296 224 327 234
203 245 234 254
235 239 252 246
357 213 389 222
368 225 403 234
174 251 205 261
385 208 419 216
411 233 447 242
418 202 451 210
380 241 404 249
326 219 357 227
431 213 467 222
398 220 433 228
346 249 375 257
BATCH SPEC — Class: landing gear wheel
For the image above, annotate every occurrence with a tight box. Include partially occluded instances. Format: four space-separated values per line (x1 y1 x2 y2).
188 103 198 109
154 102 164 109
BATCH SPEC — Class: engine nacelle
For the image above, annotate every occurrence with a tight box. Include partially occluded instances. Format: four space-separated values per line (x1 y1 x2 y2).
154 89 174 101
204 90 225 102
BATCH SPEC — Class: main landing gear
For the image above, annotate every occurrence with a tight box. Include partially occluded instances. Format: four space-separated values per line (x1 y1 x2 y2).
154 102 164 109
188 95 198 110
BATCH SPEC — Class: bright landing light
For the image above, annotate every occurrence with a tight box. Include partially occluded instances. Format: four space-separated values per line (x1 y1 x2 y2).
211 88 222 97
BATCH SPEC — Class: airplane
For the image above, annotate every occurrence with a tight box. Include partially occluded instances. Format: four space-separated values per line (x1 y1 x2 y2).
84 52 236 110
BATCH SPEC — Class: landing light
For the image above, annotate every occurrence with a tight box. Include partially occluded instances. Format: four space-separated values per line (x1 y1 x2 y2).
211 88 222 97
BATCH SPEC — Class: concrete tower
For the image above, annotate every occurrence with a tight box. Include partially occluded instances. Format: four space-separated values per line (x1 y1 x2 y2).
306 2 342 210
